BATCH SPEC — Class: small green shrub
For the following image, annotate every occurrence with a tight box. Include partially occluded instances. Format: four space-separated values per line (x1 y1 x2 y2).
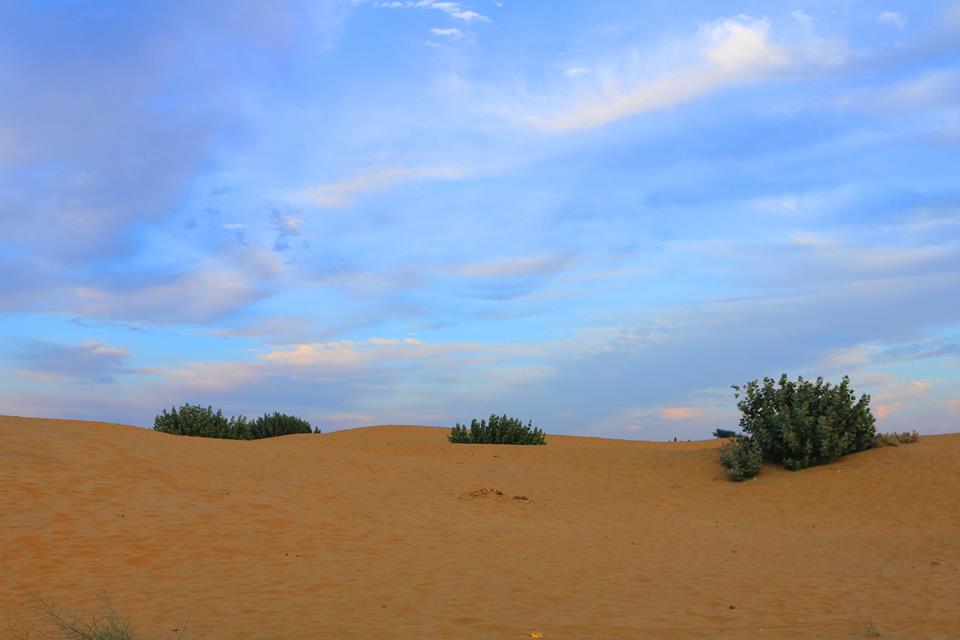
153 404 249 440
719 436 761 481
733 374 877 471
874 430 920 447
154 405 314 440
713 428 738 438
250 412 314 439
449 414 546 445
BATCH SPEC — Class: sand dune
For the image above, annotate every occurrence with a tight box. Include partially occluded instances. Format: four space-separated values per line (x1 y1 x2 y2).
1 416 958 639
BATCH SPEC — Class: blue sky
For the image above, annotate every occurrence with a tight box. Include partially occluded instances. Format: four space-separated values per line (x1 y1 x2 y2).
1 0 959 438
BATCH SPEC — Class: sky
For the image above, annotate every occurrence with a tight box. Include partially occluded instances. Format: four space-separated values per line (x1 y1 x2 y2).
1 0 959 439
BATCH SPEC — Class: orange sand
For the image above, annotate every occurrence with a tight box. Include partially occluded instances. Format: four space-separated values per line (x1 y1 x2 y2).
1 416 958 639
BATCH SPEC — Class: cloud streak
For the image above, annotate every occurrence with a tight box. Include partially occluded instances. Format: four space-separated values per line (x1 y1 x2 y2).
520 17 792 132
14 340 132 384
354 1 488 23
500 15 856 132
295 165 471 207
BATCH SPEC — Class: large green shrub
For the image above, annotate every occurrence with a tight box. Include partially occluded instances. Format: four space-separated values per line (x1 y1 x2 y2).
449 414 546 445
250 412 314 438
154 404 314 440
733 374 876 471
153 404 249 439
719 436 761 481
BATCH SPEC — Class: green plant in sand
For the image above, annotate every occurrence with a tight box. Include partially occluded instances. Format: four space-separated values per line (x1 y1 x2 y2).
719 436 761 481
733 374 877 471
153 404 315 440
449 414 546 445
250 412 315 438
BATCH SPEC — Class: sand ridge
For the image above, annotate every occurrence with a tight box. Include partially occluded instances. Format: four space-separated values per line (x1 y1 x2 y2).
1 415 958 639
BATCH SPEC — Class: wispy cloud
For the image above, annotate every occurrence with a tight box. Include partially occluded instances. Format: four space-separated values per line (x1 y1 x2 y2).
14 340 132 384
139 335 559 428
830 68 960 120
452 254 575 279
877 11 907 28
659 406 705 421
430 27 463 38
513 16 826 132
946 3 960 30
70 248 284 324
354 0 488 23
270 209 306 251
295 165 470 208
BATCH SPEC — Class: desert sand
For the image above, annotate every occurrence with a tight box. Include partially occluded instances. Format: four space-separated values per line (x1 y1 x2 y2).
1 415 958 639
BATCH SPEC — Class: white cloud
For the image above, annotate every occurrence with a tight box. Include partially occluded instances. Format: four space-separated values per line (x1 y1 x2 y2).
295 165 470 208
270 211 303 236
519 16 797 132
791 10 813 24
702 17 786 71
70 248 284 324
877 11 907 28
485 14 853 133
354 0 489 22
430 27 463 38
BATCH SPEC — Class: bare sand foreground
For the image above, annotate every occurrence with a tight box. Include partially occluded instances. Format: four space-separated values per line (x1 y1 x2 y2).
1 416 958 639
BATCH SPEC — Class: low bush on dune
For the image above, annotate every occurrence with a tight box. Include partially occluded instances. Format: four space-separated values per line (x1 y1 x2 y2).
250 412 313 438
153 404 248 439
449 414 546 445
874 430 920 447
154 404 317 440
719 436 761 481
712 428 738 438
734 374 877 470
721 374 879 481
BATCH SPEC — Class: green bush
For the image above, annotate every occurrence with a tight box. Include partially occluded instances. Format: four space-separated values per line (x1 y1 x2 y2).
733 374 877 471
154 404 314 440
153 404 249 439
713 428 738 438
449 414 546 445
250 412 314 438
719 436 761 481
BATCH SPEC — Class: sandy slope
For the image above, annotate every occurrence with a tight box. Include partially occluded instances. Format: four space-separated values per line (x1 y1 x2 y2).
1 416 958 639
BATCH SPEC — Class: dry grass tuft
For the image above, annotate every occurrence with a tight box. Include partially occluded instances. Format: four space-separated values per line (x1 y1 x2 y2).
14 586 187 640
874 431 920 447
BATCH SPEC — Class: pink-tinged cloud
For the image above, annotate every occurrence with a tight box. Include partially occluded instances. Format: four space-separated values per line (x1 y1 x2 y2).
874 402 904 419
659 406 705 421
